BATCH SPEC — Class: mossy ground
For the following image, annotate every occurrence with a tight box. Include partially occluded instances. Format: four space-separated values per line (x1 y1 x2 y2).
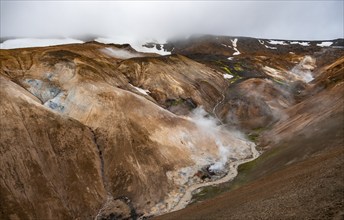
221 65 243 84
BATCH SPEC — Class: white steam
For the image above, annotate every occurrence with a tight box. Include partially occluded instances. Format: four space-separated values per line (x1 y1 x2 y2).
209 140 230 172
189 107 239 172
190 107 218 132
100 47 144 59
154 106 257 215
291 56 316 83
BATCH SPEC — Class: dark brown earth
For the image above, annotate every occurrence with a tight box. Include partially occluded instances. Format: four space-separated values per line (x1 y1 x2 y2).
156 143 344 220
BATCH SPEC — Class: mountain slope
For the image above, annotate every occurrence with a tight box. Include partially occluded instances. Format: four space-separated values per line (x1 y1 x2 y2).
0 76 106 219
0 36 343 219
156 37 344 219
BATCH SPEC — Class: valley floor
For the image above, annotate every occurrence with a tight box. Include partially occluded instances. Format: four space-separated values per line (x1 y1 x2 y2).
156 113 344 220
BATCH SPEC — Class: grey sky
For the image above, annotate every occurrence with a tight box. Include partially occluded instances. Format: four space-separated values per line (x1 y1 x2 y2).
1 1 343 41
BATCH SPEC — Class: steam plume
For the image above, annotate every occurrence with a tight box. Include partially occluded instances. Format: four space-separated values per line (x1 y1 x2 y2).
209 140 231 172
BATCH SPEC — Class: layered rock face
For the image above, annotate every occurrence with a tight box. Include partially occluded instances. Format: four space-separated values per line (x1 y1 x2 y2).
0 37 343 219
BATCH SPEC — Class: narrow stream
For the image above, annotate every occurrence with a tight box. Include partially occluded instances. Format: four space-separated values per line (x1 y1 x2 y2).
168 144 260 212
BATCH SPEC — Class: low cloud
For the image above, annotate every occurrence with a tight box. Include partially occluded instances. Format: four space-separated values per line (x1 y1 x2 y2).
1 1 343 41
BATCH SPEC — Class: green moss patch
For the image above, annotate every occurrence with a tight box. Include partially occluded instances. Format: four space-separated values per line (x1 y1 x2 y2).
222 67 232 74
234 64 244 72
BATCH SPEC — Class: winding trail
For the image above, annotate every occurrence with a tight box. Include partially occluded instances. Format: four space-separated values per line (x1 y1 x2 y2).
168 144 260 212
210 79 229 127
212 91 226 125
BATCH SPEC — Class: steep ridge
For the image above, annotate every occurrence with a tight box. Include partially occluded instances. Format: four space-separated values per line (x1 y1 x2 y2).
0 36 343 219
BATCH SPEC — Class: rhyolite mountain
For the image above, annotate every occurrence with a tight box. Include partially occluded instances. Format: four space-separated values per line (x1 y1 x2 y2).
0 36 343 220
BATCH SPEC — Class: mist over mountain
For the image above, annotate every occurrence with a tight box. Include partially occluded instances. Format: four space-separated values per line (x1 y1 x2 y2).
1 1 343 41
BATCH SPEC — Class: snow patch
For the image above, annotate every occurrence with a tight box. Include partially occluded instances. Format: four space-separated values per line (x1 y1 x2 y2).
231 38 241 56
231 38 238 47
316 41 333 47
267 40 288 45
290 41 310 46
0 38 84 49
227 57 234 60
95 37 171 56
265 45 277 50
141 44 171 56
233 50 241 56
221 43 232 48
258 39 265 45
223 74 233 79
299 42 310 46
